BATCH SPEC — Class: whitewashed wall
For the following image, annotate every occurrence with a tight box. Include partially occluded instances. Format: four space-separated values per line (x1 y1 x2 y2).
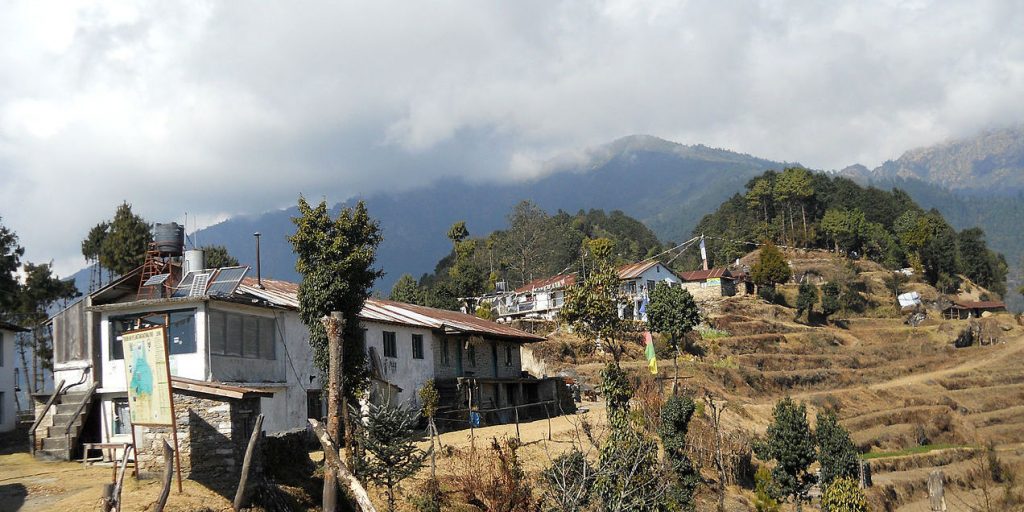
0 329 16 432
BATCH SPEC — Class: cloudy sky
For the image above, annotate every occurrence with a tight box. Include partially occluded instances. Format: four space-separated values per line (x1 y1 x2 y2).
2 1 1023 276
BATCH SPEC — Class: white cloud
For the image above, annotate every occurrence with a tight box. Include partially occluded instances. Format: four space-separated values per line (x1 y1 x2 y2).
1 0 1023 276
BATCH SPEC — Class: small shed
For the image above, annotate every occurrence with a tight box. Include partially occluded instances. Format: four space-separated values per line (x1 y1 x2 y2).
942 300 1006 320
135 378 271 494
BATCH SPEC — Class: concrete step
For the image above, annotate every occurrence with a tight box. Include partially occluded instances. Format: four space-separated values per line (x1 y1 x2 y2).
35 448 69 462
41 436 69 450
47 420 80 438
55 403 83 415
52 412 84 426
62 391 91 403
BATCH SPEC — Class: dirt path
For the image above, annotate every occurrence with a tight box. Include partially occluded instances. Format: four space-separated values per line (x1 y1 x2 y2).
867 333 1024 391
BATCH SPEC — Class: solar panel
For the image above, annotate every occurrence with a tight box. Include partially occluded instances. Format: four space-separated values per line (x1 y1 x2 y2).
206 266 249 296
171 272 196 298
142 273 170 287
189 273 211 296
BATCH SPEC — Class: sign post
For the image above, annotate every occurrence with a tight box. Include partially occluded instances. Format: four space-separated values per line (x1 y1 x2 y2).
123 326 183 493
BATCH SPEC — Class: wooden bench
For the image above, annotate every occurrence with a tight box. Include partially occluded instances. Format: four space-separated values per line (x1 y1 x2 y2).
81 442 131 466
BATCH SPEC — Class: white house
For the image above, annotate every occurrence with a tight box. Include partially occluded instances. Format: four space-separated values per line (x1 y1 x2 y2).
0 320 28 433
44 259 561 460
496 259 683 323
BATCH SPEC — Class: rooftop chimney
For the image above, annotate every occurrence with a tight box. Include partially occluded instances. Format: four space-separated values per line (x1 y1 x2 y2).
254 232 264 289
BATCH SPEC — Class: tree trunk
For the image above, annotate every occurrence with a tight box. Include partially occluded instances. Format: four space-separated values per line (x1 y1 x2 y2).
763 203 770 239
322 313 345 512
800 203 808 248
309 419 378 512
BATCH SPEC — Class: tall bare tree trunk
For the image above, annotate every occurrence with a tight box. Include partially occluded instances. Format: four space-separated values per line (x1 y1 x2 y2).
800 203 808 248
322 314 345 512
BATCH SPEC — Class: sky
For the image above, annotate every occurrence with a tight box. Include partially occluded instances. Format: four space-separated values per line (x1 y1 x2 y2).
2 1 1023 277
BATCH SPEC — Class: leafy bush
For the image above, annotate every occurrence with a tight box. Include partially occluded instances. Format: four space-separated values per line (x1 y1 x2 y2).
820 477 868 512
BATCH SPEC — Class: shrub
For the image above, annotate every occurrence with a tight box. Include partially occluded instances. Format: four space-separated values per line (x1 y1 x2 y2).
820 477 868 512
541 448 595 512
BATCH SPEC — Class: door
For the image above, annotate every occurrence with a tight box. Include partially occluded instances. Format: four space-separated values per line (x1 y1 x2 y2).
491 342 499 377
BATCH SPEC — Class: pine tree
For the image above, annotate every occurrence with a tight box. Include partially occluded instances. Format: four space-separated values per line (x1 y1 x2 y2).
647 282 701 387
0 217 24 317
816 410 860 491
821 282 841 321
199 245 240 268
98 202 151 276
751 241 791 291
658 396 700 512
795 283 818 321
17 263 80 373
390 274 425 305
754 397 817 511
353 400 429 512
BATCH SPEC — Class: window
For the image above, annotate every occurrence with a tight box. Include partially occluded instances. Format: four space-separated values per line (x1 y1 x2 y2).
383 331 397 358
112 398 131 435
647 280 655 292
412 334 424 360
307 390 323 420
442 339 450 366
209 310 276 359
468 344 477 367
626 282 637 294
110 309 197 360
505 344 514 366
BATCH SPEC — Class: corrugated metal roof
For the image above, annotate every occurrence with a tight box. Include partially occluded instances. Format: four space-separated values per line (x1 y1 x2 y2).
616 259 661 280
679 268 731 281
950 300 1006 310
236 277 544 342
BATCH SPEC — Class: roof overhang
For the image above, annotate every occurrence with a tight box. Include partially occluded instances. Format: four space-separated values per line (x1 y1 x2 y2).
172 377 274 399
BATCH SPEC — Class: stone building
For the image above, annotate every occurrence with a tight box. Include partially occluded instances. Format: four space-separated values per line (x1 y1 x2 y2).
678 268 737 300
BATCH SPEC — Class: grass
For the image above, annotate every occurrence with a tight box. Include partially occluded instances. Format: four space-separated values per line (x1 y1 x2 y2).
860 443 964 460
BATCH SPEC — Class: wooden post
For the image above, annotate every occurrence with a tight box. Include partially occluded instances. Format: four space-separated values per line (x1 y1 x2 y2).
112 445 133 512
705 394 727 512
544 402 552 441
321 313 345 512
513 404 521 440
154 441 173 512
309 419 378 512
468 380 475 448
233 414 265 511
928 470 946 512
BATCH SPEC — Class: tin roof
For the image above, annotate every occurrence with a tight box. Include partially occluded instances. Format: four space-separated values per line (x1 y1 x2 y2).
171 377 274 399
678 268 731 281
238 277 543 343
616 259 661 280
949 300 1006 310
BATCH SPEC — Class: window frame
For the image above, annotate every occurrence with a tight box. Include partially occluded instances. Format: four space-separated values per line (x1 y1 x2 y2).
383 331 397 358
112 398 131 435
504 344 514 366
208 309 277 360
109 309 197 360
411 334 424 360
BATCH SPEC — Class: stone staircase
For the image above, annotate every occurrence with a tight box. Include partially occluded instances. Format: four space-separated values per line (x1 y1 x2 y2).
34 384 97 461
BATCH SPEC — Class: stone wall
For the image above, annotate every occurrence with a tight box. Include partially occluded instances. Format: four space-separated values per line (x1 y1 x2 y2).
136 390 261 493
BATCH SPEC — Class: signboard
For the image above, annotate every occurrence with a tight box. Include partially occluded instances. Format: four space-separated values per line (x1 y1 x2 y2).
123 326 174 426
707 278 721 286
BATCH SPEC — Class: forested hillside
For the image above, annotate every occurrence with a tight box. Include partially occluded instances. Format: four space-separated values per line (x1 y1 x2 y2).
690 169 1008 296
391 202 665 309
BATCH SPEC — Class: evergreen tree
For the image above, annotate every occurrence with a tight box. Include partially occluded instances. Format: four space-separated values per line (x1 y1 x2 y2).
17 263 80 372
98 202 151 276
821 282 841 321
658 396 700 512
390 274 425 304
795 283 818 321
647 282 701 385
754 397 817 511
815 410 860 491
0 218 24 317
352 400 429 512
199 245 240 268
289 197 383 406
751 241 791 290
560 239 629 360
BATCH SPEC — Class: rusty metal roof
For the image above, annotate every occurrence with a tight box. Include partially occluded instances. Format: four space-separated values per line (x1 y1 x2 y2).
237 277 543 342
679 268 731 281
362 298 545 342
616 259 661 280
949 300 1006 310
171 376 274 399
